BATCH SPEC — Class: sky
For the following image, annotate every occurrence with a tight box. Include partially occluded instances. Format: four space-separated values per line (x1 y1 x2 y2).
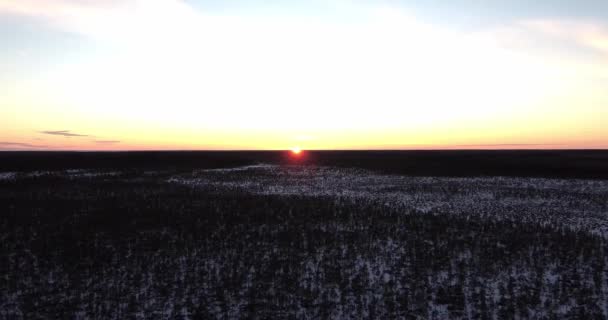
1 0 607 150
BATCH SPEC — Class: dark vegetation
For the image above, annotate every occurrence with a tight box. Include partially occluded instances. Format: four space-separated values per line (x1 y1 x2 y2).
1 169 608 319
2 150 608 179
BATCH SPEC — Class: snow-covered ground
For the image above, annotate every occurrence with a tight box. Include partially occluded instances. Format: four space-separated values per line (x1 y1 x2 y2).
0 172 17 181
3 164 608 319
3 164 607 236
0 169 123 180
168 164 608 236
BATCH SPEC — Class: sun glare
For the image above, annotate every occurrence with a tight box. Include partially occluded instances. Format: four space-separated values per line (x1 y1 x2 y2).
291 146 302 155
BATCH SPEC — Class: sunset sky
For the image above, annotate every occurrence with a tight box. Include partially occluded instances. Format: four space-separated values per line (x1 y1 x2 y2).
1 0 607 150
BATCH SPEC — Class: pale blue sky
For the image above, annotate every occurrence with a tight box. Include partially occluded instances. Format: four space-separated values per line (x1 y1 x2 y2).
2 0 607 65
2 0 607 64
185 0 608 24
0 0 604 77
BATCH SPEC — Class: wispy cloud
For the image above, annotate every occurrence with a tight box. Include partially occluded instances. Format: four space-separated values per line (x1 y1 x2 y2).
471 18 608 82
453 144 566 147
94 140 120 144
40 130 88 137
0 141 48 149
521 19 608 54
483 18 608 63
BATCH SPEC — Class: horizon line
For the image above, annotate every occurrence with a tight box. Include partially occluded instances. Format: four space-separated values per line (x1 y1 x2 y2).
1 148 608 152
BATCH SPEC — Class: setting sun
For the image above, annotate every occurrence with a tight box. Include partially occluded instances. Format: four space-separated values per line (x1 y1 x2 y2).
291 147 302 155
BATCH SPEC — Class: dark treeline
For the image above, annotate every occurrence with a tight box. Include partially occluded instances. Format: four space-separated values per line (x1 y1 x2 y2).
2 150 608 179
1 173 607 319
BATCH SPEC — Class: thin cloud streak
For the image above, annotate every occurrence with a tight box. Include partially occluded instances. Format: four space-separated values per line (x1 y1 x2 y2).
0 141 48 149
94 140 121 144
453 143 566 147
40 130 89 137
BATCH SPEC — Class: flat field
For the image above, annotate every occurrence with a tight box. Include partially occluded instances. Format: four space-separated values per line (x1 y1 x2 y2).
1 151 608 319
